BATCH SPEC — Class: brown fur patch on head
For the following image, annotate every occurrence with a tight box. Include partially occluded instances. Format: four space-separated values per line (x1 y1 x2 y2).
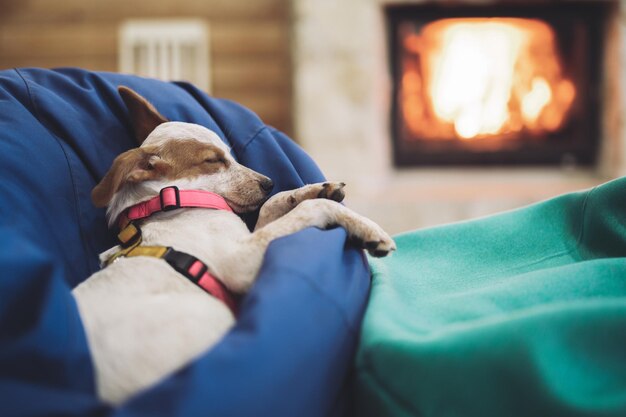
157 139 229 179
91 140 228 207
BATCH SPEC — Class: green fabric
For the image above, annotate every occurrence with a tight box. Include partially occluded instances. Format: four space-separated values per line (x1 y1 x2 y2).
356 177 626 417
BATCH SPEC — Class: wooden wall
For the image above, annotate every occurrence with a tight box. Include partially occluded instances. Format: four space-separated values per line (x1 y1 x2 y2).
0 0 293 135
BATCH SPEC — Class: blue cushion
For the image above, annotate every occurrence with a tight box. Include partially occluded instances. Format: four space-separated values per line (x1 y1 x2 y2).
0 68 370 417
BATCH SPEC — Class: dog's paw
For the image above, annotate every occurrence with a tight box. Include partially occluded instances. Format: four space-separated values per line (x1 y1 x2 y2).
364 235 396 257
348 218 396 257
317 182 346 202
288 182 346 206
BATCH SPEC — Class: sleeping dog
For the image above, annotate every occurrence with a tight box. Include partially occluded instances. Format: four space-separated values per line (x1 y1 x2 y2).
73 87 395 404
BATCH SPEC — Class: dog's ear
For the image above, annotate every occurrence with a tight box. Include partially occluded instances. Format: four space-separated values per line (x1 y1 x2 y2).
118 86 169 145
92 148 170 207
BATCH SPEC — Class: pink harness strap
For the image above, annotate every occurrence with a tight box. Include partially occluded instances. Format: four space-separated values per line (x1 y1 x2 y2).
199 272 238 315
166 253 238 316
121 186 233 226
188 260 238 314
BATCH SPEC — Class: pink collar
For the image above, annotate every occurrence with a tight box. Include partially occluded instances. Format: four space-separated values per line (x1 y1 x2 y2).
119 186 233 227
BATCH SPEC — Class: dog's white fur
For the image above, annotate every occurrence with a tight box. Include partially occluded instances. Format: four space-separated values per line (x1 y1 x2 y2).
73 88 395 404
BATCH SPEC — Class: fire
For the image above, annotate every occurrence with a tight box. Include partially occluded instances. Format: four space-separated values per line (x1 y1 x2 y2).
401 18 576 140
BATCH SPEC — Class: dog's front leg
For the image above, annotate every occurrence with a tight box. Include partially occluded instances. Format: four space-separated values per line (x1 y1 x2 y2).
255 182 346 229
218 199 394 293
253 199 395 257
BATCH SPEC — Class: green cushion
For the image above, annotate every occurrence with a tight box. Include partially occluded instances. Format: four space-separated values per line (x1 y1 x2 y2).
356 177 626 417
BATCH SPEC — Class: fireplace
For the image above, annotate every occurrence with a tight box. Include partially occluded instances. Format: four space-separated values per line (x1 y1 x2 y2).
293 0 623 233
388 2 612 167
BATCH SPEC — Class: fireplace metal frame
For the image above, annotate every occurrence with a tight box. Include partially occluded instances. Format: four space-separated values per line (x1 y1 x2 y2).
387 1 614 167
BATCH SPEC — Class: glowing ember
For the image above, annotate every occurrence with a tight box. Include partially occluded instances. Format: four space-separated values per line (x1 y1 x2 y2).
401 18 576 140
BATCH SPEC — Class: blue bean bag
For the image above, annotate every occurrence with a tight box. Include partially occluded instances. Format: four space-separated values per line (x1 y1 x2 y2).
0 68 370 417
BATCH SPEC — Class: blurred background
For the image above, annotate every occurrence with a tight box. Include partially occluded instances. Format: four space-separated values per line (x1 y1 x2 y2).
1 0 624 234
0 0 293 134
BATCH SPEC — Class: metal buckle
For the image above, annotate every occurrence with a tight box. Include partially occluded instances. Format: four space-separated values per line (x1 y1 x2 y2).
159 186 181 212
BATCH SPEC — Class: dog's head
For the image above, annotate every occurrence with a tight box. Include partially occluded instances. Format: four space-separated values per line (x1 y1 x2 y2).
93 86 273 226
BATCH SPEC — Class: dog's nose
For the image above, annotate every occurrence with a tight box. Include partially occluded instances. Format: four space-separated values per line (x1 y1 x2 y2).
260 178 274 193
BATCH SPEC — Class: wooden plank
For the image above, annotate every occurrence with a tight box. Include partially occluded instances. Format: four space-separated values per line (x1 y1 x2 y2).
0 21 288 59
211 88 289 119
212 57 290 92
0 56 117 72
0 0 290 24
213 83 291 98
220 93 289 122
210 21 289 57
0 23 117 58
216 93 291 126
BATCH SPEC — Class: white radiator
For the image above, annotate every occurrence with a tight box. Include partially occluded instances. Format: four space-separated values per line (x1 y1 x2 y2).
119 19 211 92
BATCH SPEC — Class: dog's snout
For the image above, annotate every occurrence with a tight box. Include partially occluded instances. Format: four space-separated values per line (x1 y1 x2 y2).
259 177 274 193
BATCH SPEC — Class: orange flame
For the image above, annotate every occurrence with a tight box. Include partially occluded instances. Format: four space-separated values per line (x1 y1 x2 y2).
401 18 576 140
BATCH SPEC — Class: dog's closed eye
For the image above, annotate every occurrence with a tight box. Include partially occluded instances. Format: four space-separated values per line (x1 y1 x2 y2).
201 149 227 166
